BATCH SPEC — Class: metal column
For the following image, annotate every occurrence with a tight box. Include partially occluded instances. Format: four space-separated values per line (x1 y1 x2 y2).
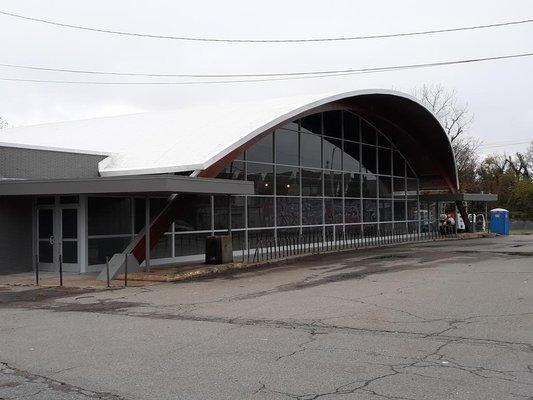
145 197 151 272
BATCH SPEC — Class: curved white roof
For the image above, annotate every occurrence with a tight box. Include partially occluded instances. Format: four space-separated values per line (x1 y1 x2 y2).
0 89 454 181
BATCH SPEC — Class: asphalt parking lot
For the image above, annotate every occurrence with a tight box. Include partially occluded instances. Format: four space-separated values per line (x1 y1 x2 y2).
0 235 532 400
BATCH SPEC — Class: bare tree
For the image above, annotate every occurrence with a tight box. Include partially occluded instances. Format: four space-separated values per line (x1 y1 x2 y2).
411 84 473 142
411 84 478 191
0 117 8 130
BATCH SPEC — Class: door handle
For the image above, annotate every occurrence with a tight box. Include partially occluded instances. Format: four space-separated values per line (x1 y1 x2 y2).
49 236 54 244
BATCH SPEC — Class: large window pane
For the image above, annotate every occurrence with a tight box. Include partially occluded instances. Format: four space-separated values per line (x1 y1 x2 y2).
407 200 419 220
301 168 322 196
344 173 361 197
393 151 405 177
152 234 172 259
324 171 343 197
394 200 406 221
88 197 131 236
301 113 322 135
61 241 77 264
378 176 392 198
323 138 342 170
363 199 377 222
361 120 376 144
378 147 392 175
323 110 342 139
393 178 406 198
378 132 392 148
325 198 343 224
247 197 274 228
246 135 273 163
343 141 360 172
379 200 393 222
302 198 323 225
345 199 361 223
247 162 274 195
300 132 322 168
362 174 377 198
277 197 300 226
216 161 245 180
275 128 299 165
214 196 245 230
174 195 212 231
276 166 300 196
88 237 131 265
406 179 418 199
174 233 209 256
343 111 360 142
362 145 377 174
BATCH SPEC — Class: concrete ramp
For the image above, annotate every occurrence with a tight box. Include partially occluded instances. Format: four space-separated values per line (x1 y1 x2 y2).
96 253 140 281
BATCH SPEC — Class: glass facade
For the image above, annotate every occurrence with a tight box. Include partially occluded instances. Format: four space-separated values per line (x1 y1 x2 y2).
208 110 419 252
86 110 420 264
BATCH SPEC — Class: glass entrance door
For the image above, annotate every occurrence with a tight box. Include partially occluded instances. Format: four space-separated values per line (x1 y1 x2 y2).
37 207 56 270
60 207 79 269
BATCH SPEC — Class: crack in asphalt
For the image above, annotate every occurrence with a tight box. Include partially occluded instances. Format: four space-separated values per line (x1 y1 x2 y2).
0 361 128 400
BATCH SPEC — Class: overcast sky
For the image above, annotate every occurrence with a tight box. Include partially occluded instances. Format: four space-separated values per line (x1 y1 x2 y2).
0 0 531 154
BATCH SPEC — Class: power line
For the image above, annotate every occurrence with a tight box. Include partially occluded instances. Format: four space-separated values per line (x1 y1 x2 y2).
1 51 532 78
0 52 532 85
478 140 531 149
1 9 532 43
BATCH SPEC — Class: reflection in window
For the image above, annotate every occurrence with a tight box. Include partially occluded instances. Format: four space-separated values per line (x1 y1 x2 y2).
88 197 131 236
323 111 342 139
247 197 274 228
343 111 360 142
323 137 342 170
344 173 361 198
407 200 418 220
361 120 376 144
393 151 405 177
363 199 377 222
379 200 393 221
277 197 300 226
406 179 418 199
302 198 323 225
394 200 406 221
362 145 377 174
175 233 211 256
324 171 343 197
300 133 322 168
378 176 392 198
214 196 245 230
216 161 245 180
343 141 360 172
275 128 299 165
246 134 273 163
362 174 377 198
301 168 322 196
301 113 322 135
345 199 361 223
378 147 392 175
393 177 406 198
325 198 343 224
247 162 274 195
276 166 300 196
174 195 211 231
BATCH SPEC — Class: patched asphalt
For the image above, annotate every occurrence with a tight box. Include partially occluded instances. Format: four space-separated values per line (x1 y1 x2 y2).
0 235 532 399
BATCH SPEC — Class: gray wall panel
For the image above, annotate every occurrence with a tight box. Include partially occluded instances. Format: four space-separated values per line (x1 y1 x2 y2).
0 147 105 180
0 196 32 274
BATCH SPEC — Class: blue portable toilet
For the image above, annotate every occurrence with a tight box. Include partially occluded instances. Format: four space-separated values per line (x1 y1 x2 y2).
490 208 510 235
